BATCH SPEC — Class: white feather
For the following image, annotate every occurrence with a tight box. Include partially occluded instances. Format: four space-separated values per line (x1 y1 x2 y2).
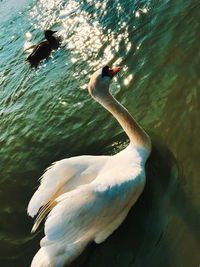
27 155 108 217
30 145 147 267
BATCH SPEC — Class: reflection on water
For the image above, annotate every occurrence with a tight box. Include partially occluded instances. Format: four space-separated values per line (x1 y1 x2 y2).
0 0 200 266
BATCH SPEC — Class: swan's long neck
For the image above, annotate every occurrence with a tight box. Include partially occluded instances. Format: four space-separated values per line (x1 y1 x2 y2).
97 92 151 153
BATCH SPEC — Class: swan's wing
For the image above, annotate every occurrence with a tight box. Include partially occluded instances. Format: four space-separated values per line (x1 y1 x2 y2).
44 185 100 243
45 166 145 244
32 170 144 266
27 155 107 219
31 185 100 266
30 160 146 267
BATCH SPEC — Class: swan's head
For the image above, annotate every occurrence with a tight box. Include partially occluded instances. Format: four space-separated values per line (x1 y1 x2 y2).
88 66 121 100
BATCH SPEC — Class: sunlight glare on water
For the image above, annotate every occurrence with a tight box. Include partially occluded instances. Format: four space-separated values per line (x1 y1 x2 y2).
26 0 150 89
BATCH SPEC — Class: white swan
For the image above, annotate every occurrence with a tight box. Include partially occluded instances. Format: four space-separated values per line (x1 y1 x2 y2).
27 65 151 267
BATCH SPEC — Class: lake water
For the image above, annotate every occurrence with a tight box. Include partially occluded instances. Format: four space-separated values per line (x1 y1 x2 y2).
0 0 199 266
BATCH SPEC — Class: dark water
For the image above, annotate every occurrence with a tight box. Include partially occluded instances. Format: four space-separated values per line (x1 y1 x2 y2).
0 0 200 266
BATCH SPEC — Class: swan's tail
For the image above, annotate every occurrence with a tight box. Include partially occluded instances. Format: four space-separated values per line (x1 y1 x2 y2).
31 240 88 267
31 248 51 267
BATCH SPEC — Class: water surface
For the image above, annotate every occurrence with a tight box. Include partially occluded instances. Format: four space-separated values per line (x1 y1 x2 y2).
0 0 199 266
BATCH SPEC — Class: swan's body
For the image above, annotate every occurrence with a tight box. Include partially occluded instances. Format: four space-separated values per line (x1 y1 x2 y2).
28 66 151 267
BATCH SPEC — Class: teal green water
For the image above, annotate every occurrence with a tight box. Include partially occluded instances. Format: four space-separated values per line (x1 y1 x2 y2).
0 0 200 266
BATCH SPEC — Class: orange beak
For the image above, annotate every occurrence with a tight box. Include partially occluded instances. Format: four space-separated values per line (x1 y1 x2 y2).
109 66 122 78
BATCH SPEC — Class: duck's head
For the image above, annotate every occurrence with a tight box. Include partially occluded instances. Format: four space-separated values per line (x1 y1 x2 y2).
88 65 121 100
44 30 57 39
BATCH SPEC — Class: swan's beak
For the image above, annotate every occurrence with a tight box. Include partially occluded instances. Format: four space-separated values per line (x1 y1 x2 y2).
109 67 122 78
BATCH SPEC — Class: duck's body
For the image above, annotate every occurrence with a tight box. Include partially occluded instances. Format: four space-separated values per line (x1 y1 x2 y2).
25 30 59 65
28 66 151 267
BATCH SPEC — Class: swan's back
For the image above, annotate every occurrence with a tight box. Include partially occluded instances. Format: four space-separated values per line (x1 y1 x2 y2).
30 145 149 267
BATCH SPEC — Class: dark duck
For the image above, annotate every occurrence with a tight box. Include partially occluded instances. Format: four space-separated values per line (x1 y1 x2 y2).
25 30 59 67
